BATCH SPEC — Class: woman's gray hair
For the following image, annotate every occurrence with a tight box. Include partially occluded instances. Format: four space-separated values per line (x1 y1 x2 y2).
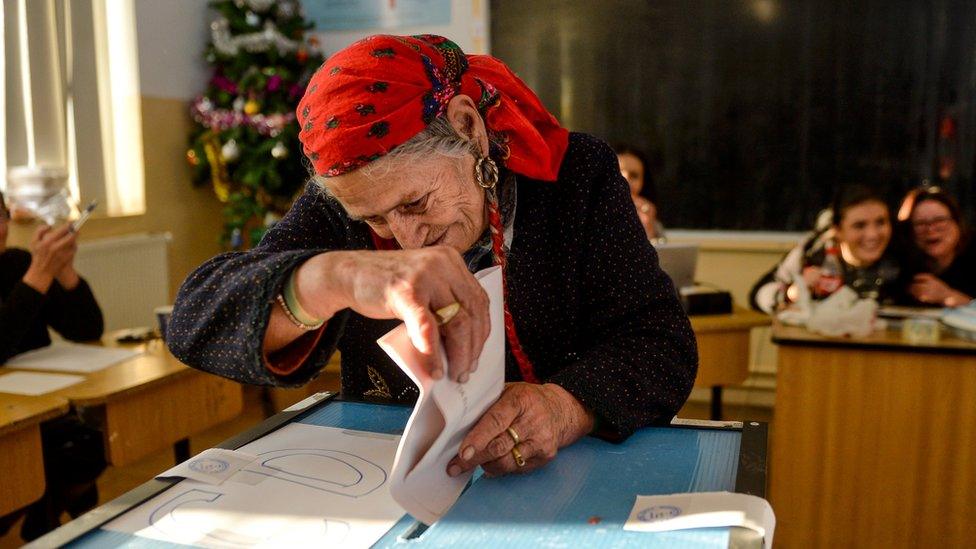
311 116 503 190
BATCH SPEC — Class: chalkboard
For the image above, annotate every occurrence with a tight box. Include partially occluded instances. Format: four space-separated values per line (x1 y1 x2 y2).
490 0 976 230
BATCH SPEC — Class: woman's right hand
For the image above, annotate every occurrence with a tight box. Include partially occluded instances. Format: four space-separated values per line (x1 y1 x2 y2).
295 246 490 382
632 196 658 239
800 266 822 290
23 224 78 293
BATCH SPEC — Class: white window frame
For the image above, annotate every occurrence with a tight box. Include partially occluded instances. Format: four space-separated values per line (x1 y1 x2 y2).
2 0 145 217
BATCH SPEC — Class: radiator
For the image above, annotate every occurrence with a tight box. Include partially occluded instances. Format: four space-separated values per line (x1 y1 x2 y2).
74 232 171 332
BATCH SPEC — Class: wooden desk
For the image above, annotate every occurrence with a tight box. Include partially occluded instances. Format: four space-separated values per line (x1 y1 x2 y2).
770 322 976 547
15 339 244 467
690 307 771 419
0 392 69 515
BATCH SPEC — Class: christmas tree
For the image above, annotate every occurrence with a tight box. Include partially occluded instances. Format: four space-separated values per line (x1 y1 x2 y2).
187 0 323 249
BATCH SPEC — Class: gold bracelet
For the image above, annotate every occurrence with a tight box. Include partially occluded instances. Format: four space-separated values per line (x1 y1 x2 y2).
277 270 325 330
277 293 324 330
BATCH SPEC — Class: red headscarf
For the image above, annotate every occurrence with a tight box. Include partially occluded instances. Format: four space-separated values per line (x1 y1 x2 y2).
297 35 559 384
296 34 568 181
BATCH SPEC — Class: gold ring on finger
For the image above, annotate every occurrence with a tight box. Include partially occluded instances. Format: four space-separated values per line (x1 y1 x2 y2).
506 426 521 446
434 302 461 325
511 445 526 468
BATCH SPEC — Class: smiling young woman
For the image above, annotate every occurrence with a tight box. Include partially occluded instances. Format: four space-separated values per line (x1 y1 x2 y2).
750 184 910 313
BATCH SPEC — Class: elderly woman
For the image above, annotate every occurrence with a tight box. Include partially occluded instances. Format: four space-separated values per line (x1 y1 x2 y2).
169 35 697 477
901 187 975 306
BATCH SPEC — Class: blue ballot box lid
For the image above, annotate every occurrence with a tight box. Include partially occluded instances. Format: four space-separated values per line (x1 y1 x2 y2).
51 398 766 549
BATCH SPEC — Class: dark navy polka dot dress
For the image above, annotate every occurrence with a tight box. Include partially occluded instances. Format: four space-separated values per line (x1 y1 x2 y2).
169 133 698 439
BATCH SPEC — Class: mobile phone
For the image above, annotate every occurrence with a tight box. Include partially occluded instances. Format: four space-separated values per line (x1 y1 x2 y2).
71 200 98 232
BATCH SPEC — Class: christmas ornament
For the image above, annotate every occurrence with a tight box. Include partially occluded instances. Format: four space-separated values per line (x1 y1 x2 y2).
186 149 199 166
244 99 261 115
202 133 232 202
221 139 240 162
232 96 245 112
271 142 289 159
276 0 298 18
245 11 261 27
236 0 276 12
230 227 244 250
296 47 308 63
264 211 282 227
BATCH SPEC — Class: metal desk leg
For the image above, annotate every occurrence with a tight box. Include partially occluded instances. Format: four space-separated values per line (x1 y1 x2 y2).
710 386 723 420
173 438 190 463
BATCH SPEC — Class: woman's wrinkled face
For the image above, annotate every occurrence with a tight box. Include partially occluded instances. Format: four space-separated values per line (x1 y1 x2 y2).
834 200 891 265
911 200 960 263
617 153 645 197
324 155 486 252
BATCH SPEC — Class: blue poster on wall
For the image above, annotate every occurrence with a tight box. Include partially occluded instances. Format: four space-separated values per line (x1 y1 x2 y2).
305 0 452 31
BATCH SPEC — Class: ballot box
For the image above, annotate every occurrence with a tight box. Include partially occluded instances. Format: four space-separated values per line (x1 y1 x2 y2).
36 395 768 548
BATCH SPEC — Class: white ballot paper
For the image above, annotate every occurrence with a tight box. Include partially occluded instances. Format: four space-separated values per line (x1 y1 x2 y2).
378 266 505 525
5 342 141 373
625 492 775 546
104 424 404 548
0 371 85 395
157 448 258 485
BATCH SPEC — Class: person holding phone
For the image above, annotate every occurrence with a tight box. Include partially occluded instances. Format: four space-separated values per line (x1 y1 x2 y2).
0 189 105 540
0 191 104 363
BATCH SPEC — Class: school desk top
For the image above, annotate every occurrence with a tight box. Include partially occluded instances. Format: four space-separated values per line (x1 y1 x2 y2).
36 395 768 548
5 337 243 466
771 320 976 353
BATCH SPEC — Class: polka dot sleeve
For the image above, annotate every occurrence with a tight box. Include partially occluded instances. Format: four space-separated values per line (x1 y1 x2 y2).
167 184 365 387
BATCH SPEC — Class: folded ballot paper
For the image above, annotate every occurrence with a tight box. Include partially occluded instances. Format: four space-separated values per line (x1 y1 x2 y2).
625 492 776 546
378 266 505 525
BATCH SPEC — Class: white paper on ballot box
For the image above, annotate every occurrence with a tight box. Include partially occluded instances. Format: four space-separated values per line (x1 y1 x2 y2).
378 266 505 525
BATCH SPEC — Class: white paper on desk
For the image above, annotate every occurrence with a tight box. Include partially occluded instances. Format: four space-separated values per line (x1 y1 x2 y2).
157 448 258 485
0 371 85 395
378 266 505 525
103 423 405 548
625 492 775 546
4 342 140 373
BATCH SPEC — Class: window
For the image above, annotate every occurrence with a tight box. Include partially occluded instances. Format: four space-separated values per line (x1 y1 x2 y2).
2 0 145 217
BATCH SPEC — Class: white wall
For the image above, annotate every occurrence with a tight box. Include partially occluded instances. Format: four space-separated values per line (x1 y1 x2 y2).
133 0 488 101
134 0 210 100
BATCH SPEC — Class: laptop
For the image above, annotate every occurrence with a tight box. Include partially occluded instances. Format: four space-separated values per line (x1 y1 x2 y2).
654 243 699 290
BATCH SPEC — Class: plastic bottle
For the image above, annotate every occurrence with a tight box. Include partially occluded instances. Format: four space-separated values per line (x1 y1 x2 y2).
815 244 844 297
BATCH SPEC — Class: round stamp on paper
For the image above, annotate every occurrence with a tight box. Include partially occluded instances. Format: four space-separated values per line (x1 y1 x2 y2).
189 458 230 474
637 505 682 522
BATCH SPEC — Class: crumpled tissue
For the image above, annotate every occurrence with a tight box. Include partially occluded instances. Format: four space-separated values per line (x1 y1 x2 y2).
780 286 882 337
807 287 881 337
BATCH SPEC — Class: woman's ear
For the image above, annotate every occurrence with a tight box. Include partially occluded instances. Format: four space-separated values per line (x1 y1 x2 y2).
446 95 489 157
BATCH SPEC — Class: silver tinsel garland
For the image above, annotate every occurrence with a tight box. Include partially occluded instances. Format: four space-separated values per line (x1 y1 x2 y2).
211 17 302 56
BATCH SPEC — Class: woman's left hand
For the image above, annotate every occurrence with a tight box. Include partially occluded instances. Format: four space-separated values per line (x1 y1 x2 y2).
446 382 594 477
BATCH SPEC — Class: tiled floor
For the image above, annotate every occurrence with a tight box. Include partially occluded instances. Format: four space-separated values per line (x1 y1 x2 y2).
0 387 772 548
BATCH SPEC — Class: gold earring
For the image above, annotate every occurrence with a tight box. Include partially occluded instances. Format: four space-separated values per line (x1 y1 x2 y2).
475 156 499 189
